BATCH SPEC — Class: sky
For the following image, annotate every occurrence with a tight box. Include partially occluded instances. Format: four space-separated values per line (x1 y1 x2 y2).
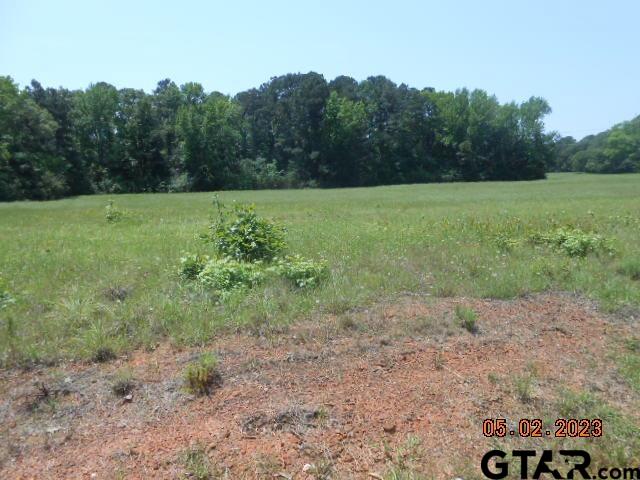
1 0 638 139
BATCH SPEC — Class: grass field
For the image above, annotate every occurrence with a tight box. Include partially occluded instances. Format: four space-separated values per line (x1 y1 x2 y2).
1 172 639 366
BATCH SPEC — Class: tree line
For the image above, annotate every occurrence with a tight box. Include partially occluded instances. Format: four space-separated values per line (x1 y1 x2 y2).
0 73 556 201
552 115 640 173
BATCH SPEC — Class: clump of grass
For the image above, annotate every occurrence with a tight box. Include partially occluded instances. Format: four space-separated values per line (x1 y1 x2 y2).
514 373 535 403
618 338 640 392
184 352 222 396
455 305 478 334
181 443 217 480
617 258 640 280
111 368 136 396
383 435 427 480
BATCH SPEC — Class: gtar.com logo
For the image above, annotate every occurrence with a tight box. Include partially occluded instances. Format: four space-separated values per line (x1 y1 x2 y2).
481 449 591 479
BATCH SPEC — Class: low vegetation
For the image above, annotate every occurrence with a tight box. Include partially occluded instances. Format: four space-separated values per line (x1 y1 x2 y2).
183 352 222 396
0 173 639 366
454 305 478 334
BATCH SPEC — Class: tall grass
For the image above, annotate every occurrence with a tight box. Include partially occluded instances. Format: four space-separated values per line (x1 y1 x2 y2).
1 173 639 365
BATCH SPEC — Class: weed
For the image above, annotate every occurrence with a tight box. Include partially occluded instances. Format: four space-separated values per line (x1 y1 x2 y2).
105 200 124 223
530 227 614 257
383 435 426 480
179 253 210 280
455 305 478 334
487 372 499 384
184 352 222 396
208 202 285 262
269 254 328 288
181 443 217 480
111 368 136 396
197 257 264 296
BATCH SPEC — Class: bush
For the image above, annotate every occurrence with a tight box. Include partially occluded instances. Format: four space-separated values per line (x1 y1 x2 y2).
531 227 613 257
208 201 285 262
179 253 210 280
270 254 328 288
184 352 222 396
197 257 264 294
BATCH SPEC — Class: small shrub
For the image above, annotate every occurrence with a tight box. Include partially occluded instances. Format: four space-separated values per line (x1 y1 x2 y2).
184 352 222 395
208 201 286 262
197 257 264 295
270 254 328 288
111 368 135 396
105 200 124 223
180 253 210 280
531 227 613 257
455 305 478 334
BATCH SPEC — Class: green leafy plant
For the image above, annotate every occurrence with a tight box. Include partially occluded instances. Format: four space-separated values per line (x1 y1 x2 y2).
197 257 264 295
184 352 222 395
208 200 285 262
531 227 614 257
270 254 328 288
179 253 210 280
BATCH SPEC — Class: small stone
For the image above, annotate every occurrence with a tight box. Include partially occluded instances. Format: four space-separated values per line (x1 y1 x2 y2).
123 394 133 402
302 463 314 472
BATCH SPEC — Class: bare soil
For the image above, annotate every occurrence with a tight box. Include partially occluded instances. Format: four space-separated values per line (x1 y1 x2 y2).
1 293 637 479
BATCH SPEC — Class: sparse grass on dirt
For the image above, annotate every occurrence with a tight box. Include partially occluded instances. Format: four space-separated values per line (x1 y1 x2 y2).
0 173 639 367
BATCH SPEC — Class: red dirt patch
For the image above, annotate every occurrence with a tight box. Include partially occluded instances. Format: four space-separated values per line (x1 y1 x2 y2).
1 293 637 479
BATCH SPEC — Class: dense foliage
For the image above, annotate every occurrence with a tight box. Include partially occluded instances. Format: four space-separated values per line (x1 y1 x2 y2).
553 116 640 173
0 73 555 201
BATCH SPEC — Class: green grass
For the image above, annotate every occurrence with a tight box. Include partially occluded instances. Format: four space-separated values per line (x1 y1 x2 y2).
1 173 639 366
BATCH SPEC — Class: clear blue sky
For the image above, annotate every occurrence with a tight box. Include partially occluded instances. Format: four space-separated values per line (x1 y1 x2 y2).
1 0 638 139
